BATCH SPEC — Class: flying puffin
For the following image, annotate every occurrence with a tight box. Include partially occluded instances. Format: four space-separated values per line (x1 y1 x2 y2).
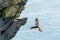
30 18 42 32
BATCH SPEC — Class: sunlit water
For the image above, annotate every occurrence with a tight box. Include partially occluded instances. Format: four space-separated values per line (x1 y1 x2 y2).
12 0 60 40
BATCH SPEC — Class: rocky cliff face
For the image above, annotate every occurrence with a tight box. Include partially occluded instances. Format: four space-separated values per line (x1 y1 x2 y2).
0 18 27 40
0 0 27 40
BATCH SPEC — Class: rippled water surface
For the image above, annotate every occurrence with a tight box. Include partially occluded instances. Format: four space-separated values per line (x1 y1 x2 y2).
12 0 60 40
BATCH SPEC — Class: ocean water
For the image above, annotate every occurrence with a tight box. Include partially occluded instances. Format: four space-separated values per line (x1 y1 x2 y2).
12 0 60 40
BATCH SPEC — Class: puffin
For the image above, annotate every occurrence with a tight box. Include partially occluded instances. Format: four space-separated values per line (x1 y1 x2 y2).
30 18 42 32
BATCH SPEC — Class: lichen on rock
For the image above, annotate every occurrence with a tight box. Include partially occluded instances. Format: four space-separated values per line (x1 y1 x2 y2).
0 0 28 40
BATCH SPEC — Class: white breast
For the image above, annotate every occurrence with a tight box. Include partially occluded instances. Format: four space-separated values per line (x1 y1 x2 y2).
31 28 39 31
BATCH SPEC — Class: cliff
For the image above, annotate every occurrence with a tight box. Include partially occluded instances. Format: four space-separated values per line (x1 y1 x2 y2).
0 18 27 40
0 0 27 40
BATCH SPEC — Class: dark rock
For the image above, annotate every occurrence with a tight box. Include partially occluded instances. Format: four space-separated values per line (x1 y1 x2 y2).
0 0 28 40
0 18 27 40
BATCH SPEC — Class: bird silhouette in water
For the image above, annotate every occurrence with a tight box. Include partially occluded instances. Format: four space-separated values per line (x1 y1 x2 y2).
30 18 42 32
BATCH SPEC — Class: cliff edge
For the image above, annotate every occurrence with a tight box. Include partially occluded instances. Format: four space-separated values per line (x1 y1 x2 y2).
0 0 28 40
0 18 27 40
